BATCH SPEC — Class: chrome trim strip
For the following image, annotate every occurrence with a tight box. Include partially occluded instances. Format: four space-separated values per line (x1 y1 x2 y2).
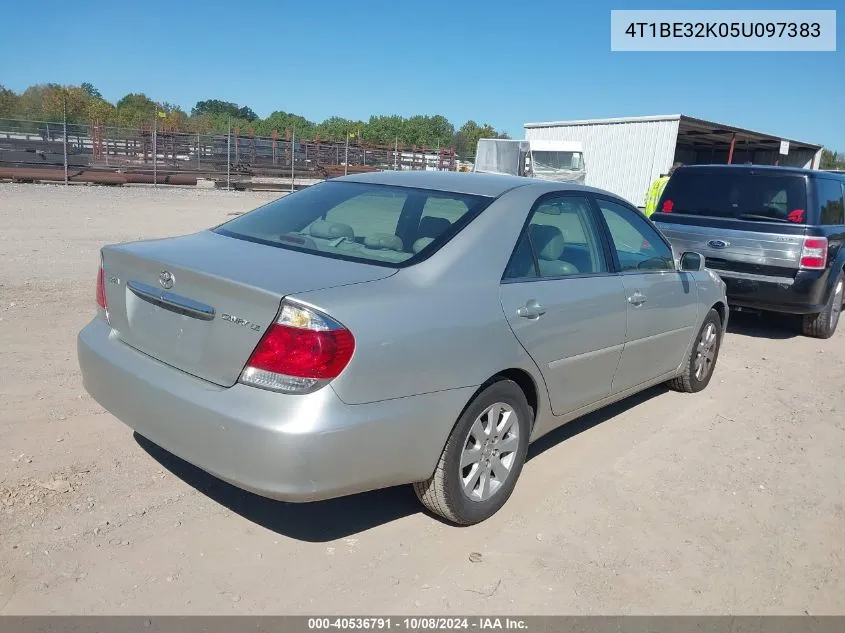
710 269 795 286
127 280 216 321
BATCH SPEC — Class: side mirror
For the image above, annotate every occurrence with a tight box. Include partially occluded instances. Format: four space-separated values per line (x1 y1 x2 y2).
679 251 705 272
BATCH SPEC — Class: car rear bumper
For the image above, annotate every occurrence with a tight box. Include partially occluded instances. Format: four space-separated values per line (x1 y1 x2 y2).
77 318 475 502
715 268 829 315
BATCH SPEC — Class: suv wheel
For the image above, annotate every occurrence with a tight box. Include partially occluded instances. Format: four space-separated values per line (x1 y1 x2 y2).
802 272 843 339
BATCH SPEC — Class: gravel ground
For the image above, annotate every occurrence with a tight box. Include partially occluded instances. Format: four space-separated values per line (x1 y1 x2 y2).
1 183 844 615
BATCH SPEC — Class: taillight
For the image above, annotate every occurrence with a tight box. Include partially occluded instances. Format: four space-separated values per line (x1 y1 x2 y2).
96 262 107 310
799 237 828 270
239 300 355 394
661 199 674 213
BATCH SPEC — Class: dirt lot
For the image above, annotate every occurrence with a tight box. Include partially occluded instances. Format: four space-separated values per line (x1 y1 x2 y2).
1 183 844 615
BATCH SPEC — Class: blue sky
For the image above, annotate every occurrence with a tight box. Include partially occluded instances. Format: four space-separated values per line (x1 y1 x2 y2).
1 0 842 148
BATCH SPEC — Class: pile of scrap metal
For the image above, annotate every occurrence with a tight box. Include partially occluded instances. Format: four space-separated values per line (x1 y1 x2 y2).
0 167 197 186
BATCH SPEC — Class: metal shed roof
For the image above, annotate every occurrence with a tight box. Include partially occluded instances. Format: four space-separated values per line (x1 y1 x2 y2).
525 114 822 152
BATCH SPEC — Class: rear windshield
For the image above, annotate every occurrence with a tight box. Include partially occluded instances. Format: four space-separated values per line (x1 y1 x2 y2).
214 181 492 267
655 171 808 224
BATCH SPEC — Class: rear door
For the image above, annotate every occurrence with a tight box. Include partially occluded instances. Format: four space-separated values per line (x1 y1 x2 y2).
593 196 699 393
652 169 811 286
499 193 628 416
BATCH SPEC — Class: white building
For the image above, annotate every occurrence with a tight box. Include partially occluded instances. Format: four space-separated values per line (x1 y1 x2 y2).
524 114 824 207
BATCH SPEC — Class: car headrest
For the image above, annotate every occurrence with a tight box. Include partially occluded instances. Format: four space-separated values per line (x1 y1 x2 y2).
412 237 434 253
418 216 451 239
529 224 565 261
536 203 562 215
364 233 404 252
309 220 354 240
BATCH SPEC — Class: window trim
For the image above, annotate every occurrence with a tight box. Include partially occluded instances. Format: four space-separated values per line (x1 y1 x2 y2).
591 193 678 276
501 191 616 284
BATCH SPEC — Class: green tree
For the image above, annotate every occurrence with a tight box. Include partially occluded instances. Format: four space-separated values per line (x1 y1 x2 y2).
43 85 93 123
191 99 258 121
0 85 19 118
452 120 500 159
81 82 102 99
255 111 316 138
115 93 159 127
820 149 845 170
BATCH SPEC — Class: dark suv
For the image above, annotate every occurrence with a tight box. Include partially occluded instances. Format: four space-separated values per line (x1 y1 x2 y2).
652 165 845 338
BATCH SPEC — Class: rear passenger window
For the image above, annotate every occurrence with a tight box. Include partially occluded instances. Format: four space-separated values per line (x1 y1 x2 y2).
503 195 607 280
818 180 845 225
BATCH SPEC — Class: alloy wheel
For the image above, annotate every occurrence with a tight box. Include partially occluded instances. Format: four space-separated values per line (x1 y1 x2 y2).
459 402 520 502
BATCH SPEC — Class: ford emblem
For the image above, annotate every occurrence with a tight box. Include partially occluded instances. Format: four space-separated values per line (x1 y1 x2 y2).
708 240 729 249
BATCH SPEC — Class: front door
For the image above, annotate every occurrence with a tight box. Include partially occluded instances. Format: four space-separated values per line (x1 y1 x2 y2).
593 196 699 393
499 194 628 416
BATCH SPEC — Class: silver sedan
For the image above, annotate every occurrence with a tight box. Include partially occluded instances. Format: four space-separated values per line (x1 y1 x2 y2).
77 171 728 525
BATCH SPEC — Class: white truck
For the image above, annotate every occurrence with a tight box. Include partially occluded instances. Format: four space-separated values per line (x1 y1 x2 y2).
473 138 586 184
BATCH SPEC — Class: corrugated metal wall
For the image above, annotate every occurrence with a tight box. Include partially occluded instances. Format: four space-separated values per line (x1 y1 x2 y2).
525 119 680 206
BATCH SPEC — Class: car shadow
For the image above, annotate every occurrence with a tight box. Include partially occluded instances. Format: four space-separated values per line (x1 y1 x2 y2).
134 386 669 541
726 310 800 340
527 384 667 461
134 432 420 543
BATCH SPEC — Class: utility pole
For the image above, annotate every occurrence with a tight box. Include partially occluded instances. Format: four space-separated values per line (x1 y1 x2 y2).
291 126 295 193
344 130 349 176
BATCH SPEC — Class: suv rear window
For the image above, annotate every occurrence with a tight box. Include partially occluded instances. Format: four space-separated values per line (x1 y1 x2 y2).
214 181 491 267
655 171 808 224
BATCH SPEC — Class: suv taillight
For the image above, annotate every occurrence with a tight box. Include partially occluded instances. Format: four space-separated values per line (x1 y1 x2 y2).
239 300 355 394
96 262 107 310
799 237 828 270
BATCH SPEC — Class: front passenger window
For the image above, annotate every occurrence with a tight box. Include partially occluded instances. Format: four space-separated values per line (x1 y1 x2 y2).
597 198 675 272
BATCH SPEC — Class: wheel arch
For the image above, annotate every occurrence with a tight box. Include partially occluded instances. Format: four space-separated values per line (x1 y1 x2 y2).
423 367 541 481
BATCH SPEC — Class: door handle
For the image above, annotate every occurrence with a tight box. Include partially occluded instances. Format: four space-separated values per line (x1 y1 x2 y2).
627 292 646 306
517 300 546 319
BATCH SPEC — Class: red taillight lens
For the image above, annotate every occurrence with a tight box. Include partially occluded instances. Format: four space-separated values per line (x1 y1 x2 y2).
662 199 674 212
247 324 354 379
239 300 355 394
799 237 828 270
96 264 107 310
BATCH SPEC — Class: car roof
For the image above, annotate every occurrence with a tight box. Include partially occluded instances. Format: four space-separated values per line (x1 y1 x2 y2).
334 170 533 197
673 164 828 178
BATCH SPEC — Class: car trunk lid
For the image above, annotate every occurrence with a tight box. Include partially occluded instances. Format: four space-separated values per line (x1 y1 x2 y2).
101 230 395 387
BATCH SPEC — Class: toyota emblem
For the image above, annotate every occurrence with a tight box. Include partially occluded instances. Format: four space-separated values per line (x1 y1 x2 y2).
159 270 174 289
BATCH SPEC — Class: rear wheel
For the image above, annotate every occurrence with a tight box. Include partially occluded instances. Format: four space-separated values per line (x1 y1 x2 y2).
802 272 843 339
667 308 723 393
413 380 531 525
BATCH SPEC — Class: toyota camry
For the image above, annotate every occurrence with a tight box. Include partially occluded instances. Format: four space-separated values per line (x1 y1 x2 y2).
77 171 728 525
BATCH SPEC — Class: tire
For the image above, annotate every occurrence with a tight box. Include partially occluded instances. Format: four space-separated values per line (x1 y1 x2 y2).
413 379 531 525
802 272 844 339
667 308 723 394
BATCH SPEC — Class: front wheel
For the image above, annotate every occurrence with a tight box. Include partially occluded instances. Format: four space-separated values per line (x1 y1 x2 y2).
802 272 843 339
667 308 723 393
413 379 531 525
